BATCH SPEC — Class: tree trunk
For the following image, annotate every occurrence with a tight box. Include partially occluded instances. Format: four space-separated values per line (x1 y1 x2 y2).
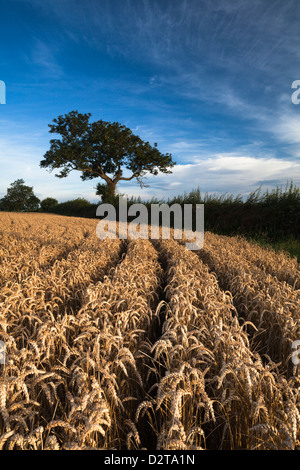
105 180 117 202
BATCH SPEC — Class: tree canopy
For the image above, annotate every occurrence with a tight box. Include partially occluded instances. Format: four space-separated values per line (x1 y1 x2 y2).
40 111 176 201
40 197 58 212
0 179 40 212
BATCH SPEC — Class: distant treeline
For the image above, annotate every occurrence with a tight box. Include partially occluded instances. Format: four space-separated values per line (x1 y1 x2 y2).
44 181 299 243
45 198 99 219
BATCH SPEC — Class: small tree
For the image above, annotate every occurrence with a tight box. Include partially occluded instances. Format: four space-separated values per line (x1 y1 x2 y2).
40 197 58 212
0 179 40 212
40 111 176 201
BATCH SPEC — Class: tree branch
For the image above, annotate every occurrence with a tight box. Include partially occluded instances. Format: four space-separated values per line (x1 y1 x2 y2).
71 164 113 184
118 173 139 181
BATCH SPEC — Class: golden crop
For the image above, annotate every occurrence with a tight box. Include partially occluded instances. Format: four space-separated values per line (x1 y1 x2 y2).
0 212 299 450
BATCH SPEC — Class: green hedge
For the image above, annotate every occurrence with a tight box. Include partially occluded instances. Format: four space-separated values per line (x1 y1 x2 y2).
45 198 99 218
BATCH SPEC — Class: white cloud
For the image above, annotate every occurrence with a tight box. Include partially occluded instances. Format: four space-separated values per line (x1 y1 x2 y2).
50 154 300 201
116 152 300 201
205 154 296 174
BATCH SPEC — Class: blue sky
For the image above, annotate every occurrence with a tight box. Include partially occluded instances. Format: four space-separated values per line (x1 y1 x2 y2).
1 0 300 203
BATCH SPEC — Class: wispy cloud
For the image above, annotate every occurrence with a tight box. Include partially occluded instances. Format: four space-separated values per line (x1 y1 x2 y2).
272 113 300 146
25 38 64 79
2 0 300 203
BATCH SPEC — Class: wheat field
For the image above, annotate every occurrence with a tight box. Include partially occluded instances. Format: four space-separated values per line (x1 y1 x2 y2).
0 211 299 450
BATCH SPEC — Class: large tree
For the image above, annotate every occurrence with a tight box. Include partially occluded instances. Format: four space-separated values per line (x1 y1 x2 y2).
40 111 176 201
0 179 40 212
